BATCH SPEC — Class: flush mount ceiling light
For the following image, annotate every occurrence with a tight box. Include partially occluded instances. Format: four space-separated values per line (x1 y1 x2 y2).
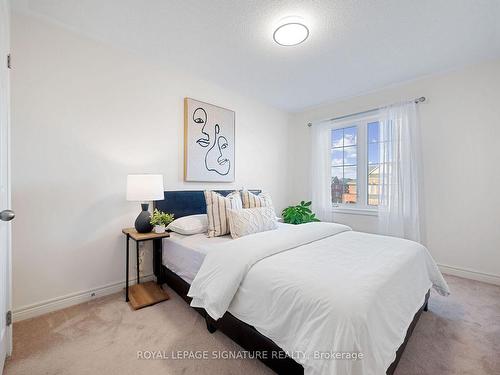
273 21 309 46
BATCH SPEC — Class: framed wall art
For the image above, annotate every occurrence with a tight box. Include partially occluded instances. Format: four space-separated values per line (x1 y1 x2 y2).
184 98 235 182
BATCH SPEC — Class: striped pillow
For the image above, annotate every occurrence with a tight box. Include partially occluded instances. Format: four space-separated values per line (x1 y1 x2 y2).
241 190 275 213
204 191 243 237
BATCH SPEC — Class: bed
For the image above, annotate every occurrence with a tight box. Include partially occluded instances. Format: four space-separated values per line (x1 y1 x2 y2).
153 190 449 375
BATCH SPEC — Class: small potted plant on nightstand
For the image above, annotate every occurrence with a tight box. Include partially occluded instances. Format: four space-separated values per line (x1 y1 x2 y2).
150 209 174 233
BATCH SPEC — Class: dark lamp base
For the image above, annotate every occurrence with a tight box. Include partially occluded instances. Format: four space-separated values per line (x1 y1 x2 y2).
135 203 153 233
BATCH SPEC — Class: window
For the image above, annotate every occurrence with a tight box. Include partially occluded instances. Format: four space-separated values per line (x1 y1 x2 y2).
329 115 380 211
367 121 380 206
331 127 358 205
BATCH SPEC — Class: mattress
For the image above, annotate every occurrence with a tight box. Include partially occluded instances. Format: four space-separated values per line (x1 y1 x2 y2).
162 232 232 283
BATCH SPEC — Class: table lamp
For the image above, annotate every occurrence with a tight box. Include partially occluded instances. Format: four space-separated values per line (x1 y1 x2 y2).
126 174 164 233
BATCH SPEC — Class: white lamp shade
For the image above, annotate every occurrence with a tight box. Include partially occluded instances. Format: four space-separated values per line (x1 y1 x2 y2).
126 174 164 201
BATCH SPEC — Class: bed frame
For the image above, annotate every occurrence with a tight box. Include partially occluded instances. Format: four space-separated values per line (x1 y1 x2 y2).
153 190 429 375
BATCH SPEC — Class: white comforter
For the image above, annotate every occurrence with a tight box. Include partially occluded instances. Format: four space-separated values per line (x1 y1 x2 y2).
188 222 449 375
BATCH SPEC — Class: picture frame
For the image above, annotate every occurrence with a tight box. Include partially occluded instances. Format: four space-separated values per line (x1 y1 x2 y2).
184 98 235 182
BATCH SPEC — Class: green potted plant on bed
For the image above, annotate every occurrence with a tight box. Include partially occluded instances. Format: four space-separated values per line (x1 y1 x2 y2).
282 201 320 225
150 209 174 233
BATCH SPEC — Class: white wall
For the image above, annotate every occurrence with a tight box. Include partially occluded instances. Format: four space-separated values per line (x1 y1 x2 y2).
11 13 290 315
289 59 500 283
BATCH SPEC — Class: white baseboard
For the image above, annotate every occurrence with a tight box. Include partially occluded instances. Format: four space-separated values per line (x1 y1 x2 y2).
438 264 500 286
13 274 155 322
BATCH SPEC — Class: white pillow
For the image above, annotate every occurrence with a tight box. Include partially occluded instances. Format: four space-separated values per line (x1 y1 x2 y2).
167 214 208 235
227 207 278 239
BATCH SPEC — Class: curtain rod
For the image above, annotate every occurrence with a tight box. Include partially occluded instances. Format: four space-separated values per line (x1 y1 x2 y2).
307 96 426 127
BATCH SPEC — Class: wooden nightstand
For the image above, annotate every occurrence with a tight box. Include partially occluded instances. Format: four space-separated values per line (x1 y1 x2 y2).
122 228 170 310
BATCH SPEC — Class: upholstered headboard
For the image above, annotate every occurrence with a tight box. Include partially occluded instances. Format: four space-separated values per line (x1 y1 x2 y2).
154 190 261 219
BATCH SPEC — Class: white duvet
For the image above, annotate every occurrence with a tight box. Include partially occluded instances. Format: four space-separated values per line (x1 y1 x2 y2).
188 222 449 375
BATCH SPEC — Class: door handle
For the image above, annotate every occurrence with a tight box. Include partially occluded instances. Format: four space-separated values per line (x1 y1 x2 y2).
0 209 15 221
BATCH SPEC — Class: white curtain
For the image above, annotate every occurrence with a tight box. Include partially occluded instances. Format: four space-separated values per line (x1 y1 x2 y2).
310 122 333 222
378 102 423 242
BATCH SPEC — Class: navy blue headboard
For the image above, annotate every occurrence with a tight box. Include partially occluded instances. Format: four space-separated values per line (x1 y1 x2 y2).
154 190 261 219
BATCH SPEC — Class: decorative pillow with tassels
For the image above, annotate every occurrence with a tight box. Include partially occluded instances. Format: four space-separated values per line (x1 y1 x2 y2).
227 207 278 239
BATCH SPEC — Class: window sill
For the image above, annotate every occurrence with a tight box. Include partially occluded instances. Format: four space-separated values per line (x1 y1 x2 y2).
332 207 378 217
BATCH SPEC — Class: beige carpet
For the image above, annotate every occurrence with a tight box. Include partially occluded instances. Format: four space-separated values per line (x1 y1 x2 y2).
4 275 500 375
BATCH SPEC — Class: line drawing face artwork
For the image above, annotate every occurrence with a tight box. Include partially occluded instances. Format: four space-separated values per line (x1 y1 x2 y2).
193 107 210 148
184 98 235 182
205 124 230 176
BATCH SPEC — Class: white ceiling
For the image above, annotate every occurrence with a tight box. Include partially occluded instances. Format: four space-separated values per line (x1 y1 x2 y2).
13 0 500 112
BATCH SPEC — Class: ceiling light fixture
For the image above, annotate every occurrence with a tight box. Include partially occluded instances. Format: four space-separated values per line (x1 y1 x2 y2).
273 21 309 46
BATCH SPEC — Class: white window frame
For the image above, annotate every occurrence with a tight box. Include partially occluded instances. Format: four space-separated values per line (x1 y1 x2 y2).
329 112 380 216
